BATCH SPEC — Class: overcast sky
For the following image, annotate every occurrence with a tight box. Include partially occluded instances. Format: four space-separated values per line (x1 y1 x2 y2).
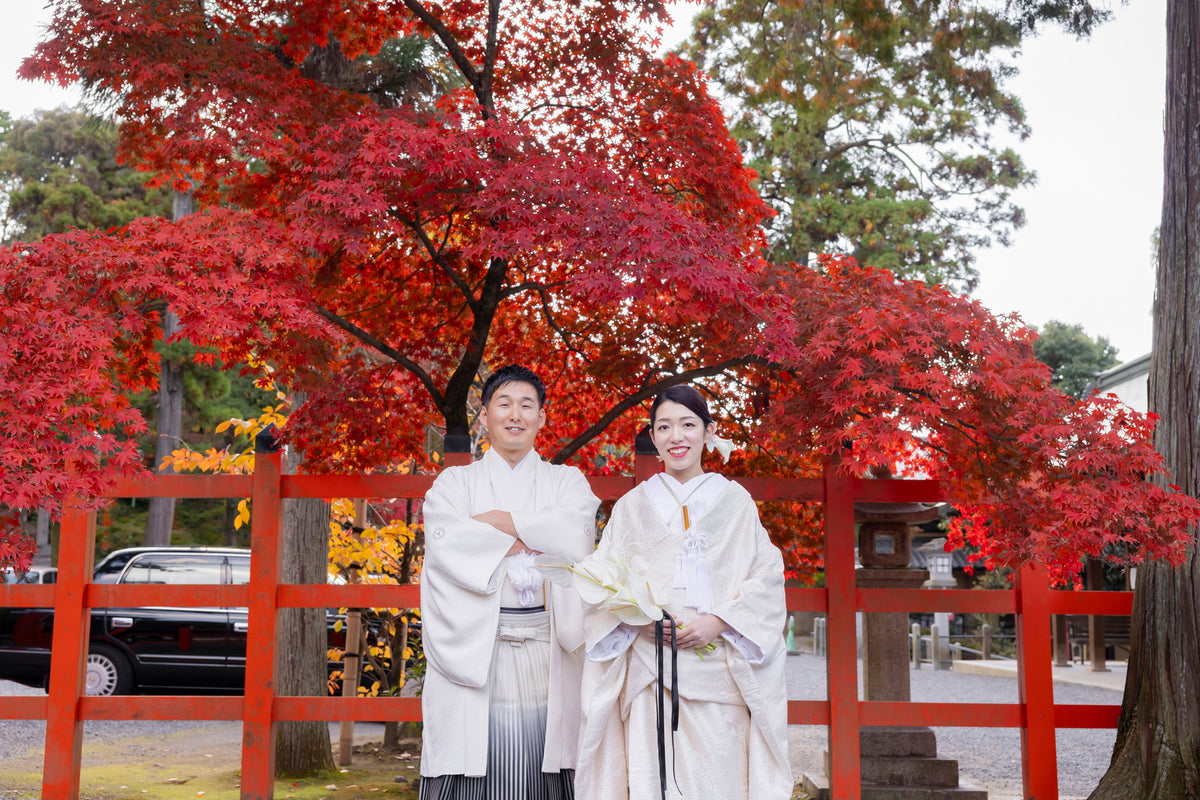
3 0 1166 362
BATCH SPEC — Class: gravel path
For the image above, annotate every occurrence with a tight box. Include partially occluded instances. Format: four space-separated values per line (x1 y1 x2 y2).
3 656 1120 799
0 679 223 769
785 652 1120 799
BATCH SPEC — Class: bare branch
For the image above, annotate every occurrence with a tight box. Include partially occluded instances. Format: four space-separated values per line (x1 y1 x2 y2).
312 302 445 408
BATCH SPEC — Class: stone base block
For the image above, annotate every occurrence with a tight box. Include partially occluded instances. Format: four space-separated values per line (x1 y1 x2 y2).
821 753 961 788
860 756 960 787
860 727 939 758
801 771 988 800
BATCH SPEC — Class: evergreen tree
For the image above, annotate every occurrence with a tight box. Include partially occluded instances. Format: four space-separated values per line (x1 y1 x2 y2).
684 0 1035 291
0 107 170 243
1033 320 1119 399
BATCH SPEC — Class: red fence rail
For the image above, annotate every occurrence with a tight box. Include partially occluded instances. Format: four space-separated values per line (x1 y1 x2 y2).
0 452 1130 799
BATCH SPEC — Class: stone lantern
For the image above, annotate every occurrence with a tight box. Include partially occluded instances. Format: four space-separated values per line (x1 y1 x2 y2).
919 537 958 670
920 537 958 589
855 501 940 701
803 475 987 798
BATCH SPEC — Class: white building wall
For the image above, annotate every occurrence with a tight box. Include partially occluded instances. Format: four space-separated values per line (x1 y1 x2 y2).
1094 353 1150 413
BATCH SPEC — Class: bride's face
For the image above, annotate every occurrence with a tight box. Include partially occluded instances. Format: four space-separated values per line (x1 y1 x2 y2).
651 400 713 482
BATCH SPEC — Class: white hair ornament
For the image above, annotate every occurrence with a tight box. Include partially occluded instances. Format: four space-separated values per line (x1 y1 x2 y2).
706 433 740 463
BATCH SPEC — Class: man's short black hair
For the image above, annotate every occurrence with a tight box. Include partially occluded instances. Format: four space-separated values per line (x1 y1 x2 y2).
480 365 547 408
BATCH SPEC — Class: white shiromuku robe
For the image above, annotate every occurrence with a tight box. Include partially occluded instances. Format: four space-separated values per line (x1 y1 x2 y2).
420 447 600 779
575 476 793 800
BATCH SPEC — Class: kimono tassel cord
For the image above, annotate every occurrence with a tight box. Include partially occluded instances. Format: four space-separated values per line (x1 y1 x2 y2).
655 611 681 800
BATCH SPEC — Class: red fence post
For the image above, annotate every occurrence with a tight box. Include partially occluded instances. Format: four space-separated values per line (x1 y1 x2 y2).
444 433 472 467
241 447 284 799
824 464 861 799
1016 563 1058 800
41 505 96 800
634 426 661 484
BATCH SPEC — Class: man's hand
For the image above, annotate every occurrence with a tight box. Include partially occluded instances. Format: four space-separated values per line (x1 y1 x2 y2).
473 509 516 536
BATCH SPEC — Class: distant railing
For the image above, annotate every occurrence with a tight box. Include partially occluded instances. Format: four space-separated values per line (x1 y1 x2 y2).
0 449 1131 800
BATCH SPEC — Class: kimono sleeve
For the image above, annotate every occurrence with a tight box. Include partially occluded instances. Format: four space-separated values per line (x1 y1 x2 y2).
710 502 787 665
422 466 514 593
510 464 599 562
579 495 637 661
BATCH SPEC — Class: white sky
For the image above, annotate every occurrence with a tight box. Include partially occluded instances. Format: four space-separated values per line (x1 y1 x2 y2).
3 0 1166 362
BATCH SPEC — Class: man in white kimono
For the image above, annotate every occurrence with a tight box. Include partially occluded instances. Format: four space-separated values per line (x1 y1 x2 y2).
419 365 599 800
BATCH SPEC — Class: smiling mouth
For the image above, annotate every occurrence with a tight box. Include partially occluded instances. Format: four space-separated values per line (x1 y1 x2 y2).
668 447 689 456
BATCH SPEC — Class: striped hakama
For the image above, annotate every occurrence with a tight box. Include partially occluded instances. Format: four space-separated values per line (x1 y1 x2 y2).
420 608 574 800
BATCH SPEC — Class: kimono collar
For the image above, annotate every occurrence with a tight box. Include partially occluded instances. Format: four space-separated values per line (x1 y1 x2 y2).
483 446 540 474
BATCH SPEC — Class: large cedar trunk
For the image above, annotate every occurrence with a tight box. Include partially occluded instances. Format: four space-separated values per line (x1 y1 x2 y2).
144 193 192 546
142 308 182 546
1090 1 1200 796
274 464 335 776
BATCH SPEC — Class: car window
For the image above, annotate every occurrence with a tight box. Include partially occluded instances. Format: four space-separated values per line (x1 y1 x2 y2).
122 554 224 584
229 558 251 585
93 552 137 583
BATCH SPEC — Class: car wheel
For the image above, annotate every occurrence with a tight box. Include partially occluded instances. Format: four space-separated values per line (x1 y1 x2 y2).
85 644 134 696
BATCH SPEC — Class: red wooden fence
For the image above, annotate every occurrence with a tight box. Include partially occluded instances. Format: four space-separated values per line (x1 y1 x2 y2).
0 450 1130 799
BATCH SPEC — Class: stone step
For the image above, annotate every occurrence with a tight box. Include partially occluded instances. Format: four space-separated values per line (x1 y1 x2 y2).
860 727 939 758
861 755 961 787
821 753 962 788
802 771 989 800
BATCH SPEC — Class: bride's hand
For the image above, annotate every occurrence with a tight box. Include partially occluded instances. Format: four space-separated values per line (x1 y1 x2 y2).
674 614 730 650
630 618 675 642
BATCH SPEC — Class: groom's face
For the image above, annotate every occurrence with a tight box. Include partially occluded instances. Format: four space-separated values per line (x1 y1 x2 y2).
480 380 546 459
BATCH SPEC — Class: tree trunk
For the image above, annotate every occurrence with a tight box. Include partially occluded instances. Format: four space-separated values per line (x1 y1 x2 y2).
143 191 192 546
35 507 51 561
274 445 335 776
224 498 239 547
1090 1 1200 795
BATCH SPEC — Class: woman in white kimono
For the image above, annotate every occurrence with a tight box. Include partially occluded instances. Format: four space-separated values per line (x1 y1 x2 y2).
574 385 793 800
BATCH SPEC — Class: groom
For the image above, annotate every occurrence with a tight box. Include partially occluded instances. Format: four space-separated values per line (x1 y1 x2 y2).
418 365 599 799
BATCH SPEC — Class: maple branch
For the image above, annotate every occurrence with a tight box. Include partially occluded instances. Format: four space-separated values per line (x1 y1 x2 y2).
704 380 783 465
517 101 599 123
401 0 500 117
441 255 510 434
311 302 445 408
516 280 581 353
403 0 484 102
399 212 477 311
550 357 763 464
499 280 568 299
480 0 500 113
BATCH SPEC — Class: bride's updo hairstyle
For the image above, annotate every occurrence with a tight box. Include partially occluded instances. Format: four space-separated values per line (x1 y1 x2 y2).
649 385 714 428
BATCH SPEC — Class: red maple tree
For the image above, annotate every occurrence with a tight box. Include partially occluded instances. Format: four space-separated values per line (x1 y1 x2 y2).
1 0 1195 580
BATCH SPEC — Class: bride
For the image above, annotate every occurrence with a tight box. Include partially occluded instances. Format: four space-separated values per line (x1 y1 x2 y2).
573 384 793 799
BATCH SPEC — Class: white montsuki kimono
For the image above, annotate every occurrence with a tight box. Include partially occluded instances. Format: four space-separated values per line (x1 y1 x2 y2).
575 476 793 800
419 448 600 779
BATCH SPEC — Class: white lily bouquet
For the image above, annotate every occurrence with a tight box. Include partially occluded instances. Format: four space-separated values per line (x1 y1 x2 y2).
569 557 667 626
540 555 716 656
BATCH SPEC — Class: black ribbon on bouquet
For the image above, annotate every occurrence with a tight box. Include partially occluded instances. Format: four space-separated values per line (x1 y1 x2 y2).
654 611 680 800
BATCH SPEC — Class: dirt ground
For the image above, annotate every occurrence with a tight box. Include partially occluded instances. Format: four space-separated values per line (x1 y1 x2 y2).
1 722 814 799
0 723 421 800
